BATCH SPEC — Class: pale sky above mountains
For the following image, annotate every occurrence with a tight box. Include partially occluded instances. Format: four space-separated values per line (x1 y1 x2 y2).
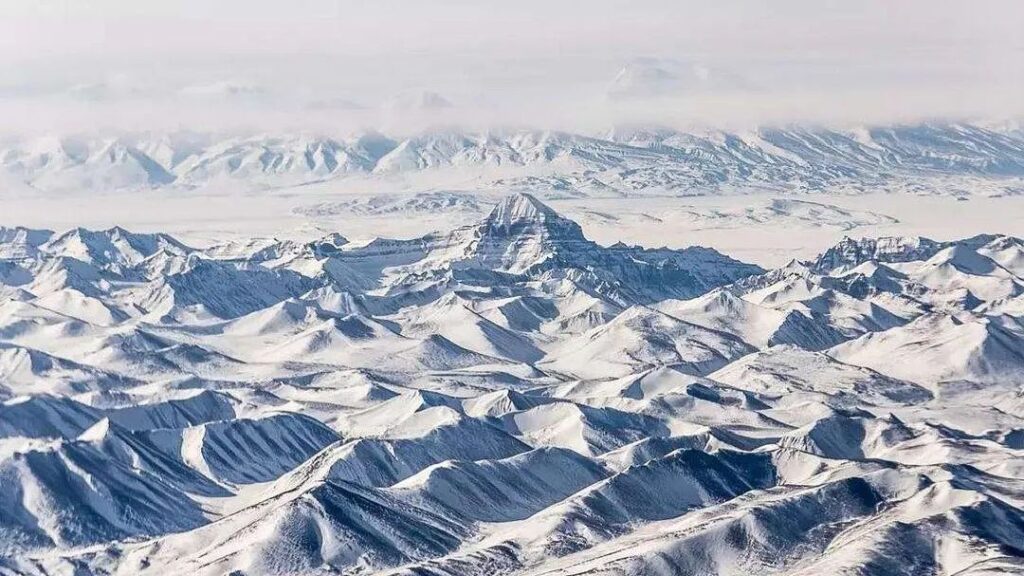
0 0 1021 133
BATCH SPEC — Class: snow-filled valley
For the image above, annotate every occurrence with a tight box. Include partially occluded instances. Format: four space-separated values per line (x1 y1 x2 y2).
1 191 1023 575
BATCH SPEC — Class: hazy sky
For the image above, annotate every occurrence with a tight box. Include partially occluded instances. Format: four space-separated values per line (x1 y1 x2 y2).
0 0 1021 133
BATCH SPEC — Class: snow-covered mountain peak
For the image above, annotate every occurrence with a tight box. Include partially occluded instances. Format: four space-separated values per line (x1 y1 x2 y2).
813 235 944 273
0 227 53 259
40 226 193 269
480 193 581 238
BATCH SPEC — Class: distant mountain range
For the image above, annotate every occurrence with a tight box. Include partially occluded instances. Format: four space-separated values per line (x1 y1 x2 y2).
3 122 1024 195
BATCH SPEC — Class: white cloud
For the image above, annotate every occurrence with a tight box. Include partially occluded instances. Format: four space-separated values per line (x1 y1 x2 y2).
0 0 1021 133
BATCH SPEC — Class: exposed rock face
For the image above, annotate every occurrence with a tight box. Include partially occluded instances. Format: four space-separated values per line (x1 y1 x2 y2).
813 236 945 273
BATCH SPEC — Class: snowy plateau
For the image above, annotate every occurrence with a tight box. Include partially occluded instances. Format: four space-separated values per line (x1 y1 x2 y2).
0 185 1023 576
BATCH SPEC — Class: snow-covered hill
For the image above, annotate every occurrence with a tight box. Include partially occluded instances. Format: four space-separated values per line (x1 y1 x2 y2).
0 194 1023 575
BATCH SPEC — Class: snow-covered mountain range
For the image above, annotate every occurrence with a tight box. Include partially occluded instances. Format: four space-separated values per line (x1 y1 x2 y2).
1 194 1024 575
4 122 1024 196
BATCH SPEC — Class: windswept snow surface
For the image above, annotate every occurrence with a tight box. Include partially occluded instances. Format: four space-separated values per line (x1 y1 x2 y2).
1 194 1024 575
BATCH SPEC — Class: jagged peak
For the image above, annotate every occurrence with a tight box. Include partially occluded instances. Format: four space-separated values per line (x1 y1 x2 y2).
0 226 54 241
813 234 944 272
45 225 191 254
301 232 350 259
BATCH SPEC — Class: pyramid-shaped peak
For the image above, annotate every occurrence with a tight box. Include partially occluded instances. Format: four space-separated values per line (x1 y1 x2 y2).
482 194 583 239
487 194 558 224
77 417 114 443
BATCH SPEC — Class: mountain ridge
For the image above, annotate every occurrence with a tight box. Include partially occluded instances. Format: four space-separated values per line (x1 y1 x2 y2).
0 193 1022 574
4 122 1024 195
